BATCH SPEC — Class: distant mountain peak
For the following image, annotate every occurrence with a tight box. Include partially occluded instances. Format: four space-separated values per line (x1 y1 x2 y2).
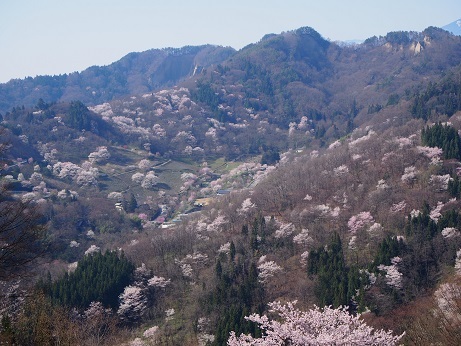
442 18 461 35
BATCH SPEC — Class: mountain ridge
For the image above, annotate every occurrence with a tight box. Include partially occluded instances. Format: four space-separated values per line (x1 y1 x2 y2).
1 25 460 114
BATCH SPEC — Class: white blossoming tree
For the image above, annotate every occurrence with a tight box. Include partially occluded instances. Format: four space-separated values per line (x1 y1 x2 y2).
141 172 159 190
117 285 148 322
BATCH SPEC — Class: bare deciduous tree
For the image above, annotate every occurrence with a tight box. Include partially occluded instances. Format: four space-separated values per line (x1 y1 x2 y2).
0 182 48 280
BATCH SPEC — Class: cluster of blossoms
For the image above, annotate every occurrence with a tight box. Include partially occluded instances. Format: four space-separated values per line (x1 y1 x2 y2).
417 145 443 165
111 116 150 136
88 146 110 164
138 159 152 171
118 264 170 322
275 222 295 239
152 124 166 139
410 209 421 218
228 301 403 345
333 164 349 176
429 201 445 222
288 122 298 136
293 229 313 247
206 214 227 233
376 179 390 190
367 223 384 238
348 130 376 148
401 166 418 184
37 142 58 163
238 198 256 216
390 201 407 213
257 256 282 284
165 308 175 321
202 162 275 194
394 136 414 148
311 204 341 218
429 174 453 191
378 257 403 290
175 252 208 279
172 131 196 145
205 127 218 140
297 116 309 130
53 161 99 186
218 242 231 254
328 140 341 150
300 251 310 266
84 245 101 256
89 103 113 117
416 146 443 158
441 227 460 239
180 172 198 193
117 286 148 322
131 171 159 190
143 326 159 339
57 189 78 200
348 212 374 233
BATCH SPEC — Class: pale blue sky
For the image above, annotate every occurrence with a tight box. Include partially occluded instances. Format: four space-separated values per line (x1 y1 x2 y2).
1 0 460 83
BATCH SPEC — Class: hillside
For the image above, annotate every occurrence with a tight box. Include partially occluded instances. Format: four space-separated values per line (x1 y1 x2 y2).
1 25 461 345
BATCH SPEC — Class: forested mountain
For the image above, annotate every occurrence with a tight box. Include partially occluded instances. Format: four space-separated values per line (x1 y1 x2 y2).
1 25 461 345
0 45 235 113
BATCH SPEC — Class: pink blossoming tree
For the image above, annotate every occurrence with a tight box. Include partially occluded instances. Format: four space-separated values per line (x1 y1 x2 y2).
228 301 403 345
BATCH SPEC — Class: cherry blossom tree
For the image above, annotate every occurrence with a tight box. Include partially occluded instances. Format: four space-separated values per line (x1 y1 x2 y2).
238 198 256 217
293 228 313 247
257 257 282 284
117 285 148 322
227 301 404 345
132 172 145 184
401 166 418 184
275 222 295 239
348 212 374 233
378 257 403 290
141 172 159 189
88 146 110 164
138 159 152 171
430 201 445 223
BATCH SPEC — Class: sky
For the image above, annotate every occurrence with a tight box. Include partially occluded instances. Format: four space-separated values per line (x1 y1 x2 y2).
0 0 460 83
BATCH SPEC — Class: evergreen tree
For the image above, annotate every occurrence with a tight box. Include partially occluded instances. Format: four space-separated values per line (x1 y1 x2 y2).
47 251 135 309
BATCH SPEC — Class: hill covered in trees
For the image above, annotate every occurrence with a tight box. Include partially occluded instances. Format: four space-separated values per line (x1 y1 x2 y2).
1 25 461 345
0 45 235 113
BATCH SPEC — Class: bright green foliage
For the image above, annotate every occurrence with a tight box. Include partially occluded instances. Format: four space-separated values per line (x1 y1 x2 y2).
48 251 135 309
421 123 461 160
